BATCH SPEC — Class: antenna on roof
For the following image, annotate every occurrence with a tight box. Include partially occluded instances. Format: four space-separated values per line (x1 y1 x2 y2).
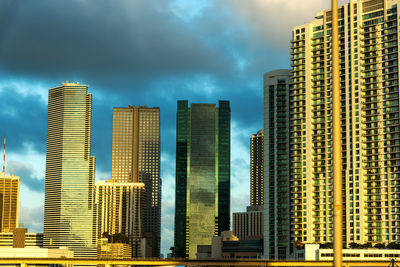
2 133 5 173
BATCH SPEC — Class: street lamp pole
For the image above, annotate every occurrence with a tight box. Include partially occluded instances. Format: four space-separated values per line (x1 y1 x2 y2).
331 0 343 267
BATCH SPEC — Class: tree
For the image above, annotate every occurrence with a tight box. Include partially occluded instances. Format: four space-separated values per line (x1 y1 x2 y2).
387 242 400 249
374 243 386 249
320 242 333 249
349 242 362 249
361 242 373 249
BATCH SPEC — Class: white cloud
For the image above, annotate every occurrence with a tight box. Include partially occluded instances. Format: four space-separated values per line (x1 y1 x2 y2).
19 204 43 233
222 0 349 49
7 142 45 181
0 80 48 104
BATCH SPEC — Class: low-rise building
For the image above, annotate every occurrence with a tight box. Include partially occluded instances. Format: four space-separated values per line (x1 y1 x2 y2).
295 244 400 261
0 247 73 260
0 229 43 247
98 238 132 259
196 231 263 260
233 206 263 241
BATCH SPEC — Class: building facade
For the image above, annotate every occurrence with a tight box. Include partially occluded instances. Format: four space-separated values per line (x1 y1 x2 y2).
290 0 400 252
250 129 264 207
43 82 97 258
233 206 263 241
95 180 145 257
111 106 161 257
263 70 291 259
0 172 19 233
174 100 231 259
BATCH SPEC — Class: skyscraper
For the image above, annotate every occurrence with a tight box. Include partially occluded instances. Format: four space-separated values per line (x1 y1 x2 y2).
44 82 97 258
290 0 400 250
174 100 230 259
95 180 145 257
250 129 264 207
0 172 19 233
263 70 291 259
111 106 161 257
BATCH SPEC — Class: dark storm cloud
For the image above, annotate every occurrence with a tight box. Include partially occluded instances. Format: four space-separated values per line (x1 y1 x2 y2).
0 0 238 88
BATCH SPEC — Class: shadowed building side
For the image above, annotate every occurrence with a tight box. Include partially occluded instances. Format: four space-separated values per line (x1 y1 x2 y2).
250 129 264 207
264 70 291 259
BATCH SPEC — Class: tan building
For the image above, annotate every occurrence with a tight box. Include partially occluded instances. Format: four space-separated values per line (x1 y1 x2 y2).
44 82 97 258
196 231 262 260
96 179 144 257
294 244 400 262
111 106 161 257
250 129 264 207
289 0 400 252
98 238 132 259
0 230 43 248
0 172 19 233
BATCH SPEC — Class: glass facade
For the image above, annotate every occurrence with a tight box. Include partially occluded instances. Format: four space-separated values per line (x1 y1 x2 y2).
44 82 97 258
174 100 230 259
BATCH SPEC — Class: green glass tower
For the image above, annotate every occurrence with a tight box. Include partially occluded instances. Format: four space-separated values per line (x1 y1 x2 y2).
174 100 230 259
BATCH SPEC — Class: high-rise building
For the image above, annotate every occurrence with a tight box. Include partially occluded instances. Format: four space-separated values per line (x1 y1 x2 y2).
95 180 145 257
233 206 263 241
174 100 230 259
44 82 97 258
263 70 291 259
250 129 264 207
111 106 161 257
290 0 400 251
0 172 19 233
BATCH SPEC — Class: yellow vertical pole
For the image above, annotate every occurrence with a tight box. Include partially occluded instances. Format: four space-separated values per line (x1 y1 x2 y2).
332 0 343 267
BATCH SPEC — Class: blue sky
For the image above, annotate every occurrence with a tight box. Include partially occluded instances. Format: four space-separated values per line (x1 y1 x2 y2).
0 0 342 256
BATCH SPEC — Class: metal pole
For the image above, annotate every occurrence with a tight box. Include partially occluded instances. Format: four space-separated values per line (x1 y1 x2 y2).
332 0 343 267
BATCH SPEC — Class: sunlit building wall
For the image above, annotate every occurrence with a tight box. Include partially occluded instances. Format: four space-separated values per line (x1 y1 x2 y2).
43 82 97 258
250 129 264 207
263 70 291 259
174 100 231 259
111 106 161 257
290 0 400 251
95 180 145 257
0 172 19 233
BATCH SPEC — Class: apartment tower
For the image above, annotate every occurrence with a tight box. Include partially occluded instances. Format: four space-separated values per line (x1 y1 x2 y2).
290 0 400 251
264 70 291 259
44 82 97 258
250 129 264 207
0 172 19 233
174 100 230 259
111 106 161 257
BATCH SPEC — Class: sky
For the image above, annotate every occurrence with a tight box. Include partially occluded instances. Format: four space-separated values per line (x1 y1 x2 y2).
0 0 347 256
